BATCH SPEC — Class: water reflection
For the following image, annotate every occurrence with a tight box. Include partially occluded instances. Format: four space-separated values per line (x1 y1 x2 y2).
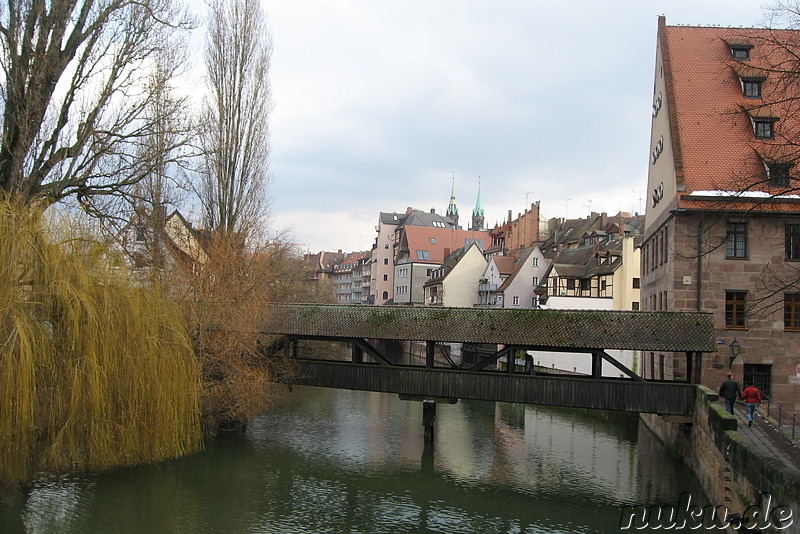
1 386 706 534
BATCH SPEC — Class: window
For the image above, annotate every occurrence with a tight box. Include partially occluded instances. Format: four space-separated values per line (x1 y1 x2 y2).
429 238 437 244
384 258 388 265
733 48 749 60
787 224 800 260
382 291 388 300
743 364 772 398
416 250 430 261
384 244 389 249
566 279 575 290
726 222 747 258
512 296 520 306
532 276 539 286
383 274 388 281
725 291 747 328
786 294 800 330
633 278 640 289
766 162 792 187
742 79 762 98
632 302 640 311
532 257 539 267
580 279 590 291
754 120 775 139
730 45 752 61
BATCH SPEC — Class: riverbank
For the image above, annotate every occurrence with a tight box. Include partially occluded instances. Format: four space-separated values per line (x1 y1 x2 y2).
641 386 800 531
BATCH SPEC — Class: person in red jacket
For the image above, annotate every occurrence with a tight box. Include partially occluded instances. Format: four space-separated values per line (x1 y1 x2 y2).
741 383 763 427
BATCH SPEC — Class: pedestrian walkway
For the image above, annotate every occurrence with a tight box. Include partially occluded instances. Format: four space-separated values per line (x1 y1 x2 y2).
729 403 800 474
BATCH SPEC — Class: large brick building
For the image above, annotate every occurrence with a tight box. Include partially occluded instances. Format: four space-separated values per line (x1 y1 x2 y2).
642 17 800 409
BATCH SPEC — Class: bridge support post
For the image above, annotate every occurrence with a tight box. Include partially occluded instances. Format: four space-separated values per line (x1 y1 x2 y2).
352 343 363 364
507 347 516 374
422 400 436 442
426 341 435 369
592 351 602 379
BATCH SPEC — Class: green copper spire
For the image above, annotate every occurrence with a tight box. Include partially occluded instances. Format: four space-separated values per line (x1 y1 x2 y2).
473 177 484 217
446 173 458 217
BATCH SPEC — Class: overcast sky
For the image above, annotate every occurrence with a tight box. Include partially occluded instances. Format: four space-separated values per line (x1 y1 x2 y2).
193 1 769 253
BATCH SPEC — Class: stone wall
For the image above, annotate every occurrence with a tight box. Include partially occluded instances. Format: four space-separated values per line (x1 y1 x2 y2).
641 386 800 529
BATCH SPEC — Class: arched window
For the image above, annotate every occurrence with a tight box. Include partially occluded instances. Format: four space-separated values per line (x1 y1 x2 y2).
382 291 389 300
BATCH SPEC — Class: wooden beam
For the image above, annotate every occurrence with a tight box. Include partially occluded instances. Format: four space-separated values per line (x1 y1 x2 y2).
353 339 393 366
289 360 696 415
469 346 512 372
426 340 435 369
352 342 363 364
507 346 516 374
599 350 644 382
592 351 602 379
399 394 458 404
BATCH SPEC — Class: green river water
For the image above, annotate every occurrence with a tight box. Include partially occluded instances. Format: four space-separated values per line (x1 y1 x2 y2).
0 385 709 533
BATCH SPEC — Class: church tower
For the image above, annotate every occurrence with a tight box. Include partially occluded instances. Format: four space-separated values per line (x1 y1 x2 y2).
446 174 459 228
471 178 485 231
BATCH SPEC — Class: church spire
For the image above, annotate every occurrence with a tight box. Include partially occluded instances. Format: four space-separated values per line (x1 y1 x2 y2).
446 172 459 227
471 176 485 231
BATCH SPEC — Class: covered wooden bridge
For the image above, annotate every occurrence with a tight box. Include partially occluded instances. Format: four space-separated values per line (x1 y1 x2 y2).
262 304 717 416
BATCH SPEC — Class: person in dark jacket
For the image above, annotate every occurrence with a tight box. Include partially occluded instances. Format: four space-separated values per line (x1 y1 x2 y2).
741 383 763 427
719 372 742 415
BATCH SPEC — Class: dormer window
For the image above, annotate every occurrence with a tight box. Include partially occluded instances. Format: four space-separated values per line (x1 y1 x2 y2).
742 79 762 98
732 46 751 61
746 107 779 140
765 161 793 187
754 119 775 139
726 39 754 62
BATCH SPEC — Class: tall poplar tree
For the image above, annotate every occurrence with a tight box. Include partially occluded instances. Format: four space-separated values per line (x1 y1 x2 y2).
199 0 273 241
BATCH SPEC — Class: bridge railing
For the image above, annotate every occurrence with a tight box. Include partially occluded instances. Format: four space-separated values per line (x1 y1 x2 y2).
761 393 800 441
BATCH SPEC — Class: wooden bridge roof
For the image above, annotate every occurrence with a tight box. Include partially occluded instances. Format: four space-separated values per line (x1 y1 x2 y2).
263 304 716 352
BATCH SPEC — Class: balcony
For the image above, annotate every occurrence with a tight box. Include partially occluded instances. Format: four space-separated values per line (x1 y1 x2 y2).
478 283 497 292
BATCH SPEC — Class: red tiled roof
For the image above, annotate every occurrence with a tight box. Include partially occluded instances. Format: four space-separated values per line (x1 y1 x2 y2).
402 226 491 264
662 22 800 211
492 255 516 276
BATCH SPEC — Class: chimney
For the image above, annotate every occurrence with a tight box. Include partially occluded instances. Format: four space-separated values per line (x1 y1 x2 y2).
430 208 435 214
406 206 413 214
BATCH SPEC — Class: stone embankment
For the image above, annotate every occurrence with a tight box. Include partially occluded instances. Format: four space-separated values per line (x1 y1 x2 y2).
641 386 800 531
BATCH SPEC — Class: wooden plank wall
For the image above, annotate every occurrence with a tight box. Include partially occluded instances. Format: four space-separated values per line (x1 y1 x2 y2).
289 360 696 415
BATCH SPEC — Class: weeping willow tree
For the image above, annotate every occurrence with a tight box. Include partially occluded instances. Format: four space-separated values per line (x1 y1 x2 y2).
0 200 202 484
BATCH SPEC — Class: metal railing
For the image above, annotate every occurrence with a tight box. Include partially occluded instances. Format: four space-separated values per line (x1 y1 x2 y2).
761 393 800 440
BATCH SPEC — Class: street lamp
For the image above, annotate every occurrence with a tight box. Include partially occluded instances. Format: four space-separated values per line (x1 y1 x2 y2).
729 338 741 369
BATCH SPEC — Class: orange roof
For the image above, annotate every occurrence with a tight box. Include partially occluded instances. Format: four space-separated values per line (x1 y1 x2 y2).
492 255 516 276
401 226 491 263
661 21 800 210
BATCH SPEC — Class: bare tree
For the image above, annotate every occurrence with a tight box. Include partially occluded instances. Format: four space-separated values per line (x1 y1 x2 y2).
199 0 273 241
125 42 194 270
0 0 194 209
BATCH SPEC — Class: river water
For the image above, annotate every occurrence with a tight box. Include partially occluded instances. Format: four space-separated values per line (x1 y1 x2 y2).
1 385 708 533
